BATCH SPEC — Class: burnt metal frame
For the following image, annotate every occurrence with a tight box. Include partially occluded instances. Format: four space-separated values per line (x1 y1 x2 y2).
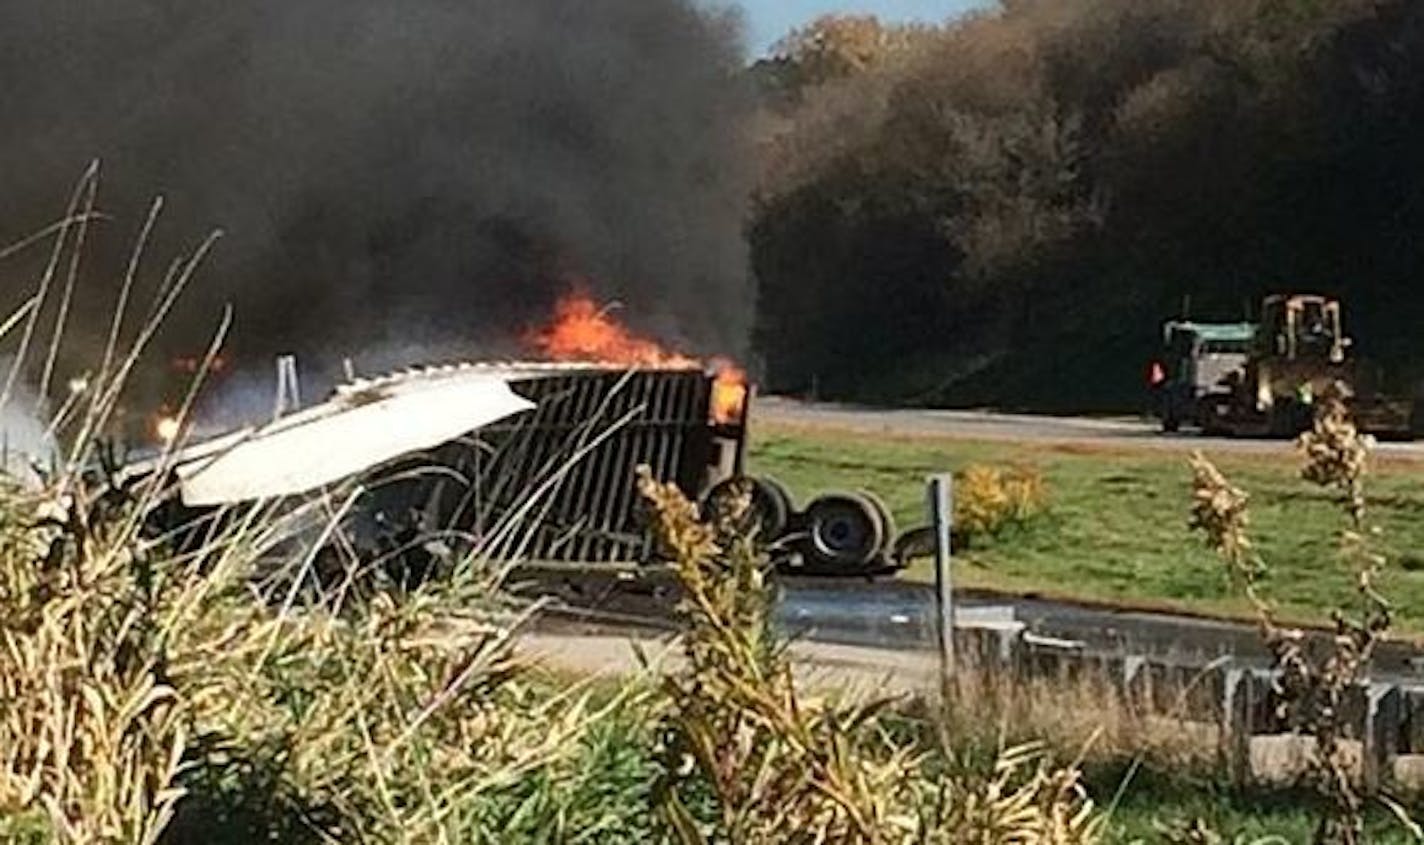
413 367 747 565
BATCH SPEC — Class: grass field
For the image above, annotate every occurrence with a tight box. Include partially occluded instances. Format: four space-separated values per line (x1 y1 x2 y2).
748 422 1424 632
1094 768 1418 842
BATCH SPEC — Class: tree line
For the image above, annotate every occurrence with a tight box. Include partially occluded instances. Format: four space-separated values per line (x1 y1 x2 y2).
748 0 1424 411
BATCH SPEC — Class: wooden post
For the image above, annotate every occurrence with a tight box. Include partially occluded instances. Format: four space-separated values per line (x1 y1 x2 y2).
929 474 955 698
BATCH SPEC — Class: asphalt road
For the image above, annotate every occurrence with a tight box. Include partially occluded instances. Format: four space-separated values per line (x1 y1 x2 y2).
519 568 1424 685
755 396 1424 459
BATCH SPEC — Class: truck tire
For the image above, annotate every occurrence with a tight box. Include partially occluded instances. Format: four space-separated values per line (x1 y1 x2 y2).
891 524 963 567
1267 400 1311 438
861 491 897 573
703 475 792 540
1266 402 1290 438
1409 387 1424 440
802 492 887 573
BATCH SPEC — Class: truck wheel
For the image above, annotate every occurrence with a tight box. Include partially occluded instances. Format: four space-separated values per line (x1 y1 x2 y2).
890 524 962 568
891 526 934 567
1267 401 1309 438
1159 392 1181 433
860 491 897 573
803 492 887 573
703 475 792 540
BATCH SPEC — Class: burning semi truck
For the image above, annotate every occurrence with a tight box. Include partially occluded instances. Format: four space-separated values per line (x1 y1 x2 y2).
330 361 895 575
124 295 904 578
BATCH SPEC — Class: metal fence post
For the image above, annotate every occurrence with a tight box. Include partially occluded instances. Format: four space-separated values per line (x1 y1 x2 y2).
929 474 955 697
274 354 301 420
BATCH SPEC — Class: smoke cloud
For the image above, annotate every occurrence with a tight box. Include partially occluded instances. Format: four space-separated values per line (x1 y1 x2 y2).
0 357 54 485
0 0 753 405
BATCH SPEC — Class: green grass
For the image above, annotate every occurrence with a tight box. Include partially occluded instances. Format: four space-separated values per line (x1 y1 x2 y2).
539 723 1424 844
491 695 1424 843
749 422 1424 632
1097 767 1418 843
0 812 50 844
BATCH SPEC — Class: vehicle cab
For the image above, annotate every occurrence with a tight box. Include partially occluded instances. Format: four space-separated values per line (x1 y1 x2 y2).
1155 320 1256 432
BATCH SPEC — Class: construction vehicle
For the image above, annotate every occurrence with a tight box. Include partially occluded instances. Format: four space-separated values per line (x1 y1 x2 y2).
1152 294 1415 438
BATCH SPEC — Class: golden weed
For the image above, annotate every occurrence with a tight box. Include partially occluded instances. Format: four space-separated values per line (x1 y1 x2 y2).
0 454 603 844
919 742 1103 844
956 463 1048 543
639 467 912 842
0 476 191 843
189 577 598 843
1188 386 1408 845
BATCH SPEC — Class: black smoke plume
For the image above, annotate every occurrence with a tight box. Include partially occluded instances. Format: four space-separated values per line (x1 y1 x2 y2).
0 0 752 408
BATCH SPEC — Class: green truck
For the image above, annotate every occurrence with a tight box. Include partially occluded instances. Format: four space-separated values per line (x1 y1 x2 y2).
1154 320 1257 433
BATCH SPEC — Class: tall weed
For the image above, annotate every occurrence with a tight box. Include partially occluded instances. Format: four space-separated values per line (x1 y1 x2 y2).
1189 386 1416 844
637 467 1103 843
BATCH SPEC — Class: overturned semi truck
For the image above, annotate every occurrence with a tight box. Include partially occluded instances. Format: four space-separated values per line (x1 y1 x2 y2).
123 362 905 578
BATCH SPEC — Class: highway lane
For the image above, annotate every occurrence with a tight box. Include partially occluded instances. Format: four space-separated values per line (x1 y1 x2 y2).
514 567 1424 684
754 396 1424 459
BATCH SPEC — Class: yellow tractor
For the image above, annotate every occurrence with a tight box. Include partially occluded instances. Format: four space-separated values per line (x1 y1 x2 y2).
1183 294 1413 438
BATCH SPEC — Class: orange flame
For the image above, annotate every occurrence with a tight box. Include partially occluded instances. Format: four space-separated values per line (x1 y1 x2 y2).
526 291 697 368
172 354 228 375
527 290 748 424
711 360 749 427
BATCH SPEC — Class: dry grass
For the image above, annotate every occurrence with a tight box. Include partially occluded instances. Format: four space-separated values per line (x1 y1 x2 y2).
0 176 613 843
0 463 614 843
936 657 1222 777
0 394 611 843
0 479 189 843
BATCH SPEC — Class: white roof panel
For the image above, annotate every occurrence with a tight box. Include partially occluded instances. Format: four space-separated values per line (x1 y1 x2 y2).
172 369 534 507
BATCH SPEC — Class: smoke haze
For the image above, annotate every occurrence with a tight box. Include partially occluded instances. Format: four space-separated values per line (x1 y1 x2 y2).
0 0 753 403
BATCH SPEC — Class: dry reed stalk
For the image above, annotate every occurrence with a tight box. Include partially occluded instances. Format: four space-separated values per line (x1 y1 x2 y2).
638 467 1104 844
1189 385 1417 844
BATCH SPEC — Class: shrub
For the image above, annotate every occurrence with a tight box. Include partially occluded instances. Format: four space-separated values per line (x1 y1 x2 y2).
0 472 195 843
956 462 1048 542
0 456 614 843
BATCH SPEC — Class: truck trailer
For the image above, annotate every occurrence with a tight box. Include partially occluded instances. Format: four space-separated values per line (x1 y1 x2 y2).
125 361 907 581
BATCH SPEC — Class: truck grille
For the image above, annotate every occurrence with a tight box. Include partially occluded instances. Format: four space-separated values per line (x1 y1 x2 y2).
417 367 736 564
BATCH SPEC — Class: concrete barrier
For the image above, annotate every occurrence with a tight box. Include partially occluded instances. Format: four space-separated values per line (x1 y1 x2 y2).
948 625 1424 793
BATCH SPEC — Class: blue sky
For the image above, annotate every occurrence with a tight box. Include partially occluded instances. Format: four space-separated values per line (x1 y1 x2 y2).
735 0 987 56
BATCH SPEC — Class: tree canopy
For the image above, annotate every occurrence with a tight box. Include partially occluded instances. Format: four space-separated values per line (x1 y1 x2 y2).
749 0 1424 410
